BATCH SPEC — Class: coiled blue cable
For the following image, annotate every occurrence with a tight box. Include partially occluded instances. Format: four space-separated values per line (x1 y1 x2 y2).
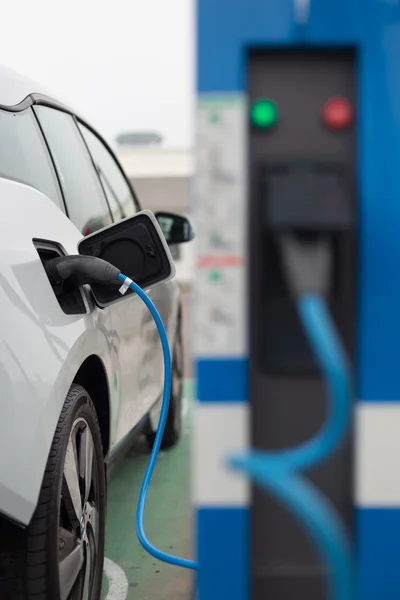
242 293 352 470
230 293 354 600
117 273 199 571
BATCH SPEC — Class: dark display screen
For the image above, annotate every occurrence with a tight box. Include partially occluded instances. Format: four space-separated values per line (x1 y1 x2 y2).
264 163 353 230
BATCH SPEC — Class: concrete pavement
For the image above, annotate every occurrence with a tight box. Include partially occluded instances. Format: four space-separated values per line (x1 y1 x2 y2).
101 380 195 600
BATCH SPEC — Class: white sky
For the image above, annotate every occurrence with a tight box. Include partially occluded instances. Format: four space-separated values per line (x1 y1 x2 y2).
0 0 194 148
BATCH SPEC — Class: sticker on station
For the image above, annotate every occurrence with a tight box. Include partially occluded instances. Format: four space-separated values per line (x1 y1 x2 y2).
192 264 247 357
193 94 247 357
196 94 247 258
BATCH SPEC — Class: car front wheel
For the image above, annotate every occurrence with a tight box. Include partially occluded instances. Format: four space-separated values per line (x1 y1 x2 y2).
19 384 106 600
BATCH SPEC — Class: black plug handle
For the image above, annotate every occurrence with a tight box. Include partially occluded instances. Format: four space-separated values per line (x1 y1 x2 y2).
45 255 121 286
279 234 332 298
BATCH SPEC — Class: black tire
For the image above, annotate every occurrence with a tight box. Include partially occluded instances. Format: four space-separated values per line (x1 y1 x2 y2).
147 316 183 449
19 384 106 600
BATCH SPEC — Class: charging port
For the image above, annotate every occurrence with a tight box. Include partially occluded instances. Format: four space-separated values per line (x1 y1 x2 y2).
33 240 87 315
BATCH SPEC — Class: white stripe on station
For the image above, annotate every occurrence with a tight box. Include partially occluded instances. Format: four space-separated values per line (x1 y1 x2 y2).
193 402 250 506
355 402 400 506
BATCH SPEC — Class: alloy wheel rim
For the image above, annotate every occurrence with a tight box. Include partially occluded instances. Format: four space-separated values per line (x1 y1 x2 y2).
59 417 100 600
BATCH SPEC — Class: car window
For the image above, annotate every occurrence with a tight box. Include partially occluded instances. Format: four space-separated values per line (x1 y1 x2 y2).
0 109 63 210
34 106 112 235
78 123 138 223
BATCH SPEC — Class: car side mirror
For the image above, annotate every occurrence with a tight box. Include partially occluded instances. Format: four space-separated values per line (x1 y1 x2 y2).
78 210 176 308
154 212 195 245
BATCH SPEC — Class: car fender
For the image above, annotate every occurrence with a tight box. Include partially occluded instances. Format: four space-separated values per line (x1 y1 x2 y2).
0 325 115 527
0 179 117 525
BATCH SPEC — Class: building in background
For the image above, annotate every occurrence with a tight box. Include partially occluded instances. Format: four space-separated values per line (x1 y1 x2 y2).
117 142 195 287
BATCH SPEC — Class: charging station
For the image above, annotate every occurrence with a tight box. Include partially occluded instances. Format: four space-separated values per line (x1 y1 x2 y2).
194 2 400 600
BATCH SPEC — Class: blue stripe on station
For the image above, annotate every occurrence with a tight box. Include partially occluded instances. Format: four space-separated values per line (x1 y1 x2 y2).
197 507 250 600
356 508 400 600
196 358 249 403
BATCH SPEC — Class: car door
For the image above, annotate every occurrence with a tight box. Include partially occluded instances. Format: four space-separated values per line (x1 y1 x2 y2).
76 123 176 422
33 105 148 444
76 121 159 440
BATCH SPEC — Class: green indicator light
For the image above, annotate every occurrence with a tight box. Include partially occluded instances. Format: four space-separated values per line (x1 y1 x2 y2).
251 99 278 129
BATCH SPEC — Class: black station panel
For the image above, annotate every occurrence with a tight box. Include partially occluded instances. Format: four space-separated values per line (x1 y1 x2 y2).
248 48 357 600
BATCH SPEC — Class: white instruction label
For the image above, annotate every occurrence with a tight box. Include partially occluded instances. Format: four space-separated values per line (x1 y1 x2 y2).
193 94 247 357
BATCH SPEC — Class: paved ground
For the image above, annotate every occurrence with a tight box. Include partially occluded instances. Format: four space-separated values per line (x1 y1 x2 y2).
101 290 194 600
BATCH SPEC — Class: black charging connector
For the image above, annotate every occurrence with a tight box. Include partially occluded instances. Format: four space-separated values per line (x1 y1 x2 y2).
279 233 332 299
44 255 121 287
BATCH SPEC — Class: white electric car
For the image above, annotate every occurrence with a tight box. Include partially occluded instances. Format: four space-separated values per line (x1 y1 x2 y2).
0 66 193 599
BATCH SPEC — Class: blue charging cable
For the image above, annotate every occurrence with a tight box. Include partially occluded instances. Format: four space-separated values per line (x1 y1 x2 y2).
230 293 354 600
117 273 199 571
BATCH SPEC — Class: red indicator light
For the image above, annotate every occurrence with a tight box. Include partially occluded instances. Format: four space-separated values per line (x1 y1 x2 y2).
322 97 354 130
